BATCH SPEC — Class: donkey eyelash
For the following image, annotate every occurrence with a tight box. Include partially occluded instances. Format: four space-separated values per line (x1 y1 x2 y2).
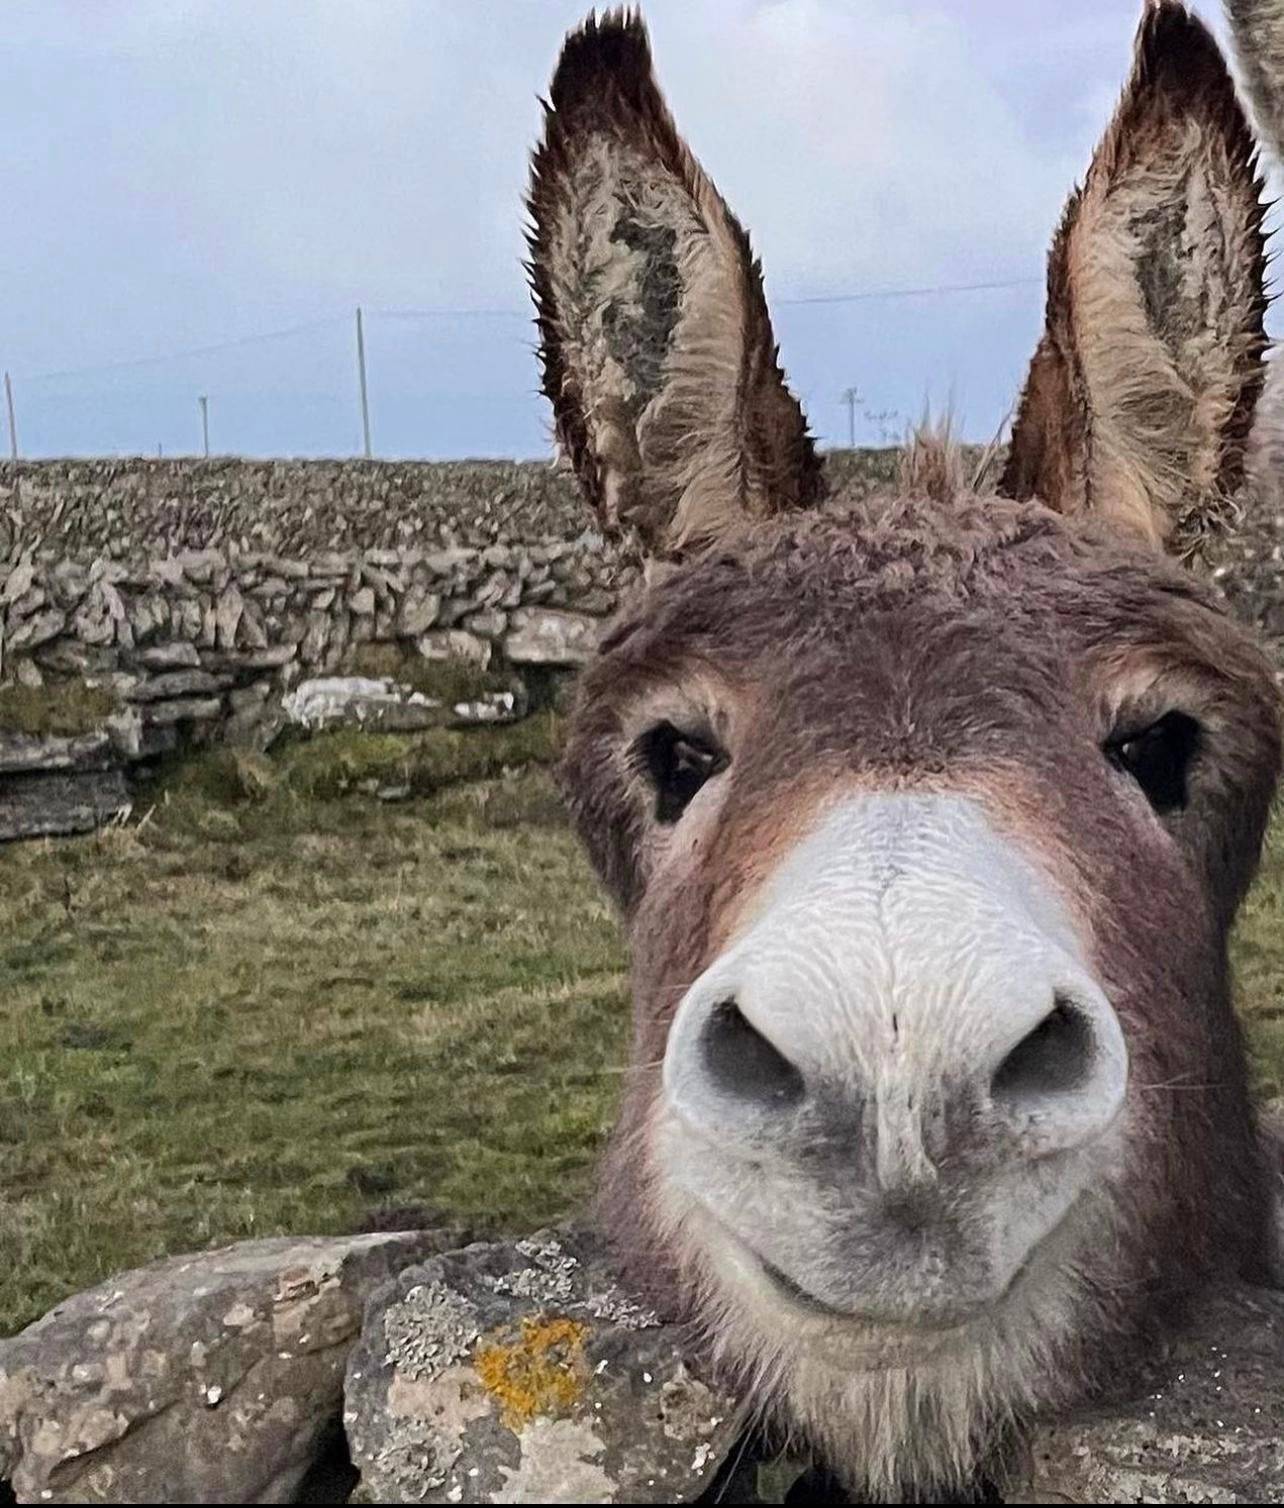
1103 710 1202 815
633 720 730 824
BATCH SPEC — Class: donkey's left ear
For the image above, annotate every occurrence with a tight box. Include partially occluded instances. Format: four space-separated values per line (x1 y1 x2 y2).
1000 1 1268 556
527 11 824 559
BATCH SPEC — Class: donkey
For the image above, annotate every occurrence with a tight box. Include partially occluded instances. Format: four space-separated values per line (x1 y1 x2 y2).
527 3 1282 1497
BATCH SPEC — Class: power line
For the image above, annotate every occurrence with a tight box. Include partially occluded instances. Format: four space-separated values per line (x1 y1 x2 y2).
373 275 1041 322
370 306 528 321
20 314 348 384
776 275 1041 306
7 273 1043 402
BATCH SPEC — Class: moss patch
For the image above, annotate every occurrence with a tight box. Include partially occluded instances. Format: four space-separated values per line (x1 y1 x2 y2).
274 715 563 802
146 714 565 821
0 681 118 737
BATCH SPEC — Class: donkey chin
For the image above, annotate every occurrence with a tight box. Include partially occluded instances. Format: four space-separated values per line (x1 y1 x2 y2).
648 795 1131 1492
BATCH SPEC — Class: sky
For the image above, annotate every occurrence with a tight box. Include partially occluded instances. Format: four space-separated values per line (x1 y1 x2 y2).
0 0 1273 460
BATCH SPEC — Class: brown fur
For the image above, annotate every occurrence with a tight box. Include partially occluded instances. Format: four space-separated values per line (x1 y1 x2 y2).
1229 0 1284 510
527 9 824 557
566 499 1280 1490
526 3 1284 1495
1001 4 1268 557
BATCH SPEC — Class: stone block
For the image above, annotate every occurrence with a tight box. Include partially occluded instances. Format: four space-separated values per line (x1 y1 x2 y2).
344 1231 740 1505
0 766 130 842
505 609 599 666
0 1232 458 1504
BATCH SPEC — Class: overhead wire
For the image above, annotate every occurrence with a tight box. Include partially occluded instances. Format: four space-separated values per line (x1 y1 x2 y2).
13 275 1041 385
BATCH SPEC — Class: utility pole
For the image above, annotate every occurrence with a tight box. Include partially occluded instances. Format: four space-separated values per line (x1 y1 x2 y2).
198 395 209 457
4 372 17 461
841 386 860 450
356 306 372 458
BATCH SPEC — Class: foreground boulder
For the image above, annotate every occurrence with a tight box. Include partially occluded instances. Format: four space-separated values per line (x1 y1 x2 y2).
0 1231 458 1504
1016 1283 1284 1505
344 1230 740 1504
5 1232 1282 1504
345 1256 1284 1505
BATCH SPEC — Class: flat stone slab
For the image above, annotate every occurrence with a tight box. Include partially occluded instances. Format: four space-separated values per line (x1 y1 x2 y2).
0 766 131 841
0 708 183 842
504 609 599 666
344 1230 740 1504
282 676 446 733
281 676 528 737
0 727 115 776
0 1231 458 1505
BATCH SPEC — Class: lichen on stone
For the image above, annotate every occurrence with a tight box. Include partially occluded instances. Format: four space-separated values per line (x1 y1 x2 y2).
580 1283 659 1332
473 1317 589 1430
380 1282 480 1383
490 1237 579 1307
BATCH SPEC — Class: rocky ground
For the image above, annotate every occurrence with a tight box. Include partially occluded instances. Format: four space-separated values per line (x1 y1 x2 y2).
3 1227 1282 1504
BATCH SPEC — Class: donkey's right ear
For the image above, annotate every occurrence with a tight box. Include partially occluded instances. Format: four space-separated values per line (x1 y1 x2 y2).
527 10 824 558
1000 2 1267 557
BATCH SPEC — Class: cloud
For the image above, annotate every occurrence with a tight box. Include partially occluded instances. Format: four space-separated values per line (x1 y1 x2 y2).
162 0 1096 306
0 0 1263 456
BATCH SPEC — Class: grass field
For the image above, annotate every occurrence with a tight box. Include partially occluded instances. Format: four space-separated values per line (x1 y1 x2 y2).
0 720 628 1335
2 723 1282 1337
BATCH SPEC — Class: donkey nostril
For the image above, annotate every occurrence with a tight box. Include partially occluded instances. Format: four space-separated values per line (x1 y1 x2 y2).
991 996 1094 1107
701 999 806 1108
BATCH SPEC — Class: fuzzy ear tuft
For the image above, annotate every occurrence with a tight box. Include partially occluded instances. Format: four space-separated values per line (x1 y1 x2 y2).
1001 1 1268 556
527 9 824 558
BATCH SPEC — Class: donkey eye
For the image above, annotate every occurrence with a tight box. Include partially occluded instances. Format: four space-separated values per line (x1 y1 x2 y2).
636 721 728 824
1105 711 1201 814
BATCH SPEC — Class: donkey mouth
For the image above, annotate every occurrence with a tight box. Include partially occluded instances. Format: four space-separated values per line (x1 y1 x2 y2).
758 1255 853 1319
755 1250 978 1334
698 1202 984 1345
694 1187 1083 1353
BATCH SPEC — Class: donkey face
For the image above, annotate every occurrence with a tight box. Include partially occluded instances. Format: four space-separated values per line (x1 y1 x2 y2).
529 4 1282 1494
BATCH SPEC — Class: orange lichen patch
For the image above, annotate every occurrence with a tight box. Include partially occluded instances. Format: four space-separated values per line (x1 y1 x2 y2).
474 1316 590 1429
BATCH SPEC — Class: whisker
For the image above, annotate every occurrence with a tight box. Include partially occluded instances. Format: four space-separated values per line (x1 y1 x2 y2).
712 1423 755 1503
1133 1079 1229 1092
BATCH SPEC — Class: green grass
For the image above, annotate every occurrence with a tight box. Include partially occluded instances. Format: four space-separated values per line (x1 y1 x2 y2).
0 725 627 1335
1232 813 1284 1103
1 723 1282 1338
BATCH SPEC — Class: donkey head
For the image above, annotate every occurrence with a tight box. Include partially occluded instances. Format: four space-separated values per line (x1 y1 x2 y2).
528 4 1281 1494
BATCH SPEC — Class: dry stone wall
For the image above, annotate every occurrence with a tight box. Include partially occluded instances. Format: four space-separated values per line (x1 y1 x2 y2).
3 451 1284 841
0 457 602 557
0 458 649 839
0 459 636 755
